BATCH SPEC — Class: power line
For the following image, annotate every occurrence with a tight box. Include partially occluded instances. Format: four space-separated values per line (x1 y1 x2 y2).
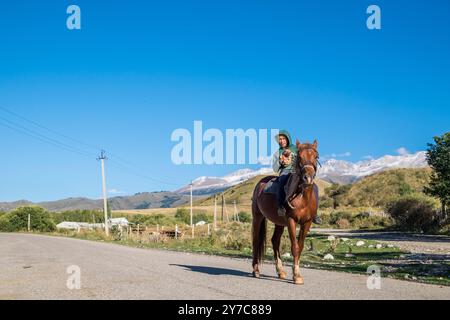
0 118 94 159
108 153 185 183
0 105 186 187
0 105 101 151
108 158 182 186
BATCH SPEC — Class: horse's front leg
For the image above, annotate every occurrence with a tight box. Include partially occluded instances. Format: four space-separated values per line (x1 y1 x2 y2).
287 217 302 285
272 225 286 279
294 221 313 285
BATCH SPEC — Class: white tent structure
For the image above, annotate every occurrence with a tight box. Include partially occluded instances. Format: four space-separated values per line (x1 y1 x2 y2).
56 218 129 230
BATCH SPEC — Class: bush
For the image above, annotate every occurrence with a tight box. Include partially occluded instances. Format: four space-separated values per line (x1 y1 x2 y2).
329 211 353 225
175 208 211 225
386 195 439 233
129 214 175 226
0 206 56 232
335 218 350 229
52 210 105 224
237 211 251 223
319 196 334 209
175 208 190 224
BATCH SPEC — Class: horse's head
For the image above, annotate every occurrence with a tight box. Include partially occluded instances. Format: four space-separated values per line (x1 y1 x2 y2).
295 139 319 186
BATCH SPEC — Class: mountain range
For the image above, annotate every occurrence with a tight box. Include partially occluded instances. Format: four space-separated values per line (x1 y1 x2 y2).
0 192 191 212
317 151 428 184
177 151 428 194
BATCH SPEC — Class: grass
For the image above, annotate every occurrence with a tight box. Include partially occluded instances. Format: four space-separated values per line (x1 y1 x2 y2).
41 222 450 287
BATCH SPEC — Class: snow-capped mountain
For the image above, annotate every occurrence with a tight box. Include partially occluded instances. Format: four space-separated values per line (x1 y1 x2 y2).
317 151 428 184
176 168 273 195
176 151 428 195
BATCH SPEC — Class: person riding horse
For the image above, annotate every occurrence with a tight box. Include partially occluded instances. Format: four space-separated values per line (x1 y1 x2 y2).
272 130 322 224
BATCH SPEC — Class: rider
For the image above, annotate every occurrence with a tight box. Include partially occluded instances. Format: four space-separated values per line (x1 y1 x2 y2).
272 130 322 224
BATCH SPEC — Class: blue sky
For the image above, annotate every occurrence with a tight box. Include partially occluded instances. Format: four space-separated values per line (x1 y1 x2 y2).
0 0 449 202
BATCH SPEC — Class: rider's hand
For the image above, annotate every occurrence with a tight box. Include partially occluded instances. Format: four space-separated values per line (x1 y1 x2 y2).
280 151 293 166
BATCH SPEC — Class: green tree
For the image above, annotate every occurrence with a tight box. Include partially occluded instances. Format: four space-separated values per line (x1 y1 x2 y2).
325 184 351 209
0 206 56 232
424 132 450 221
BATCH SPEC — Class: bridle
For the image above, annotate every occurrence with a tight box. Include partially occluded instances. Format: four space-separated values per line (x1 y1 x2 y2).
295 147 320 182
286 147 320 210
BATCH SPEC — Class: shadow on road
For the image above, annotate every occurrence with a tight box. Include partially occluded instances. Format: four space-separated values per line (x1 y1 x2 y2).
170 264 251 277
169 264 293 284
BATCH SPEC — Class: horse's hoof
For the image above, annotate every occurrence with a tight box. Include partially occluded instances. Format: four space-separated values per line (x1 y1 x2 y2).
278 271 287 280
293 276 304 285
253 271 260 278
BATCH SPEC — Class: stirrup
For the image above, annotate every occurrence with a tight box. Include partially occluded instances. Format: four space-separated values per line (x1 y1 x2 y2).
277 207 286 217
286 200 296 210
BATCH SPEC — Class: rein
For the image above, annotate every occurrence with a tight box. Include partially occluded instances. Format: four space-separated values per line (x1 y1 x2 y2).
286 147 319 210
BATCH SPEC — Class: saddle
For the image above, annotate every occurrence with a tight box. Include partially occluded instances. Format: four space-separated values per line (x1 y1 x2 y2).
263 177 279 194
257 175 301 211
257 176 281 198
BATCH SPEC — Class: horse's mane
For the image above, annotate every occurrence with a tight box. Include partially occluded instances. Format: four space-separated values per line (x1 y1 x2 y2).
297 143 315 151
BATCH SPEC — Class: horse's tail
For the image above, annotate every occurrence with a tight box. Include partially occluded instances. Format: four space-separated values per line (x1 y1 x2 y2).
252 183 267 265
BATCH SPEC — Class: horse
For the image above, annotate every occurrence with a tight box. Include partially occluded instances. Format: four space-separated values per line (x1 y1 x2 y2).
251 139 319 285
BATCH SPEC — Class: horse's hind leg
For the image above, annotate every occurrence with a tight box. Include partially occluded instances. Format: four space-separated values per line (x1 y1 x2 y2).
271 225 286 279
251 201 265 278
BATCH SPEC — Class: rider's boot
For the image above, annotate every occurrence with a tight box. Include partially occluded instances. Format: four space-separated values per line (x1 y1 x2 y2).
312 214 322 225
277 206 286 217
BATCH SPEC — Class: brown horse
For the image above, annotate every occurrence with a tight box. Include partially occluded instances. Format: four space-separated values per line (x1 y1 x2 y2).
251 139 319 285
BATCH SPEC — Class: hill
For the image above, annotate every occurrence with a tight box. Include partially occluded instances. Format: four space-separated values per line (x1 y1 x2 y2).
0 192 192 212
194 175 332 208
336 168 432 208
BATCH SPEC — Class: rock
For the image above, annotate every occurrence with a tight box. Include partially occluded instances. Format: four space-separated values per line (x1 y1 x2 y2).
376 244 383 249
323 254 334 260
368 245 374 248
327 235 336 241
356 241 365 247
345 253 355 258
282 253 291 258
341 238 350 242
387 244 394 248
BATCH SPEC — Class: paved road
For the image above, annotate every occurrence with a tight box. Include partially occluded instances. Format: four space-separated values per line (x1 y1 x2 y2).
0 233 449 300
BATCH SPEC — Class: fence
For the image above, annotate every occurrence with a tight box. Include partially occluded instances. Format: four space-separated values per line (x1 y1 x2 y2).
119 222 221 242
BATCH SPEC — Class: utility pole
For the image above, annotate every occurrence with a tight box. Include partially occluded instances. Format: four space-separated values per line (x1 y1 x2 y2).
98 150 109 236
213 194 217 231
190 180 193 226
221 193 225 222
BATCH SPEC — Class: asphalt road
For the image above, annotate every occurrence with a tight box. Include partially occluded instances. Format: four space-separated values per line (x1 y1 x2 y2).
0 233 449 300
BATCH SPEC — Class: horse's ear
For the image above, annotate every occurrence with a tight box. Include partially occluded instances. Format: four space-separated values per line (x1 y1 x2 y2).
313 139 318 149
296 139 301 148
